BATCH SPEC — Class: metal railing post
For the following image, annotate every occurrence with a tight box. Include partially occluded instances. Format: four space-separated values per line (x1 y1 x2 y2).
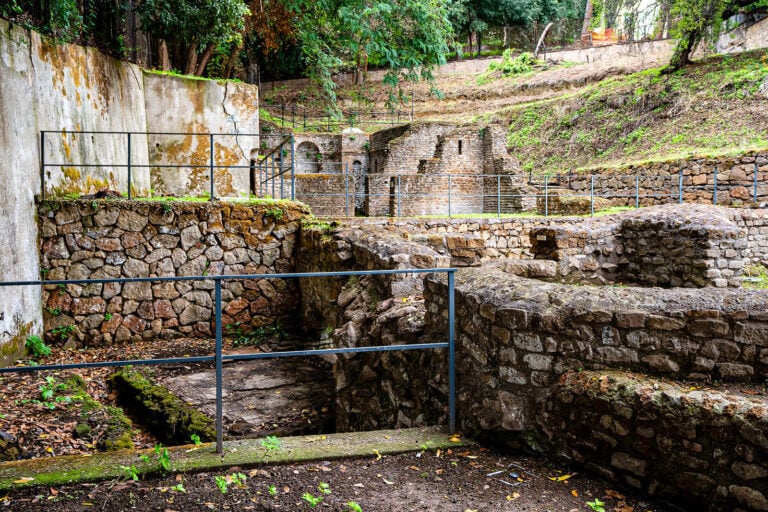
448 175 452 217
290 135 296 201
214 279 224 454
590 175 595 216
713 166 718 205
448 270 456 435
679 171 683 204
271 154 276 198
127 133 132 199
40 131 46 201
635 175 639 208
497 175 501 218
209 134 215 201
544 175 549 217
754 163 759 203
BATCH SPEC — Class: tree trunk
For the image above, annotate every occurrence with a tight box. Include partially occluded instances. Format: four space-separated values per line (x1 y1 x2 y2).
476 31 482 58
581 0 593 48
158 39 171 70
222 43 242 79
668 30 698 71
195 44 215 76
184 43 198 75
503 26 511 48
467 33 473 55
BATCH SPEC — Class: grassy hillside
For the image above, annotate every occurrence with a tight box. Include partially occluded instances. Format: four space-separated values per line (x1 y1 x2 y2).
497 50 768 174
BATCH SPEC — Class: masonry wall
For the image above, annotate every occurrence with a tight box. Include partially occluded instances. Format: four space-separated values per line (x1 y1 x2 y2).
38 200 305 345
294 174 352 217
566 152 768 207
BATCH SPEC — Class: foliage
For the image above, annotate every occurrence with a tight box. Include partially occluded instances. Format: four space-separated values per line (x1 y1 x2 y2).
135 0 248 75
587 498 606 512
50 324 75 342
214 472 247 494
25 335 51 358
487 50 540 77
225 322 286 347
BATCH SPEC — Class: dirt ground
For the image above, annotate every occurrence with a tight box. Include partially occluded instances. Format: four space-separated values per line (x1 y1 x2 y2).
1 446 676 511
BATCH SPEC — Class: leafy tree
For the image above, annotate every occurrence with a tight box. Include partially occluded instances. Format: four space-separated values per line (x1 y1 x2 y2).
281 0 454 110
136 0 249 75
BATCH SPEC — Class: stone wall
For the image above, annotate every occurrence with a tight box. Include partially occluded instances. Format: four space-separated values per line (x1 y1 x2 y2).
541 370 768 512
297 226 451 431
345 205 768 287
365 123 521 216
294 174 352 217
567 151 768 207
38 200 306 345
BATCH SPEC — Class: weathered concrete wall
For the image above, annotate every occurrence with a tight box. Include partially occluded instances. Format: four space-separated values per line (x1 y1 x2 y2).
38 200 305 345
0 19 151 359
0 18 260 358
144 75 260 198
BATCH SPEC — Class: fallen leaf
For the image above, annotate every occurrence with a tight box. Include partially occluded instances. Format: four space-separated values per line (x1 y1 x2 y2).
13 477 34 484
571 489 579 497
449 434 462 442
409 466 420 471
372 450 382 460
548 473 574 482
383 478 395 485
606 489 625 499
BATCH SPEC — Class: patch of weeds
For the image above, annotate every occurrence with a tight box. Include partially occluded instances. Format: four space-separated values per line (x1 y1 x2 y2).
346 501 363 512
44 307 61 316
50 324 75 342
260 435 282 458
587 498 606 512
120 464 140 481
268 484 278 495
25 335 52 358
743 264 768 289
264 207 284 221
214 472 247 494
190 433 202 446
226 322 286 348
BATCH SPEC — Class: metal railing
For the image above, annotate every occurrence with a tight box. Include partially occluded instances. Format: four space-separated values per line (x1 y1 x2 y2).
40 131 295 201
261 103 413 132
0 268 456 454
286 167 765 218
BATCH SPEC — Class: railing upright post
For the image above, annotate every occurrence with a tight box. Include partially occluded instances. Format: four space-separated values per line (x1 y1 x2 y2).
280 153 284 200
754 163 759 204
448 270 456 435
679 171 683 204
713 166 718 205
214 279 224 454
448 175 452 217
40 131 46 201
271 153 276 198
411 91 414 121
635 175 639 208
590 174 595 216
127 133 132 199
209 134 215 201
290 136 296 200
497 174 501 218
544 175 549 217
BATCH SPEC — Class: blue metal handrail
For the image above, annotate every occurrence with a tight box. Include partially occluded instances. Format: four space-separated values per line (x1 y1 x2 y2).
0 268 457 453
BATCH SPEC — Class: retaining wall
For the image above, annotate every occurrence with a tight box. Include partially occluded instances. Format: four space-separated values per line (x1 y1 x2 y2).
38 200 306 345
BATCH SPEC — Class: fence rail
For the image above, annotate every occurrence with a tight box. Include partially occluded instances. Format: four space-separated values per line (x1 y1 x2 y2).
0 268 457 454
40 130 295 201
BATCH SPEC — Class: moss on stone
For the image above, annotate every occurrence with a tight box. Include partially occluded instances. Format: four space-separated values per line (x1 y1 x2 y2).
66 375 134 451
108 367 216 445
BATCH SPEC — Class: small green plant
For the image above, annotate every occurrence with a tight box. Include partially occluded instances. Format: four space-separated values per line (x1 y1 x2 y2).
346 501 363 512
25 335 52 358
155 444 171 474
268 484 278 496
214 472 247 494
190 433 202 446
120 464 140 481
50 324 75 342
170 483 186 493
40 267 50 278
264 207 284 221
103 312 113 321
260 435 282 454
57 283 66 293
317 482 331 495
587 499 606 512
36 376 70 410
302 492 324 508
44 307 61 316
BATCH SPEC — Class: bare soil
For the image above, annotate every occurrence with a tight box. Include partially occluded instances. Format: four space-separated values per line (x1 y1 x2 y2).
1 445 676 511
